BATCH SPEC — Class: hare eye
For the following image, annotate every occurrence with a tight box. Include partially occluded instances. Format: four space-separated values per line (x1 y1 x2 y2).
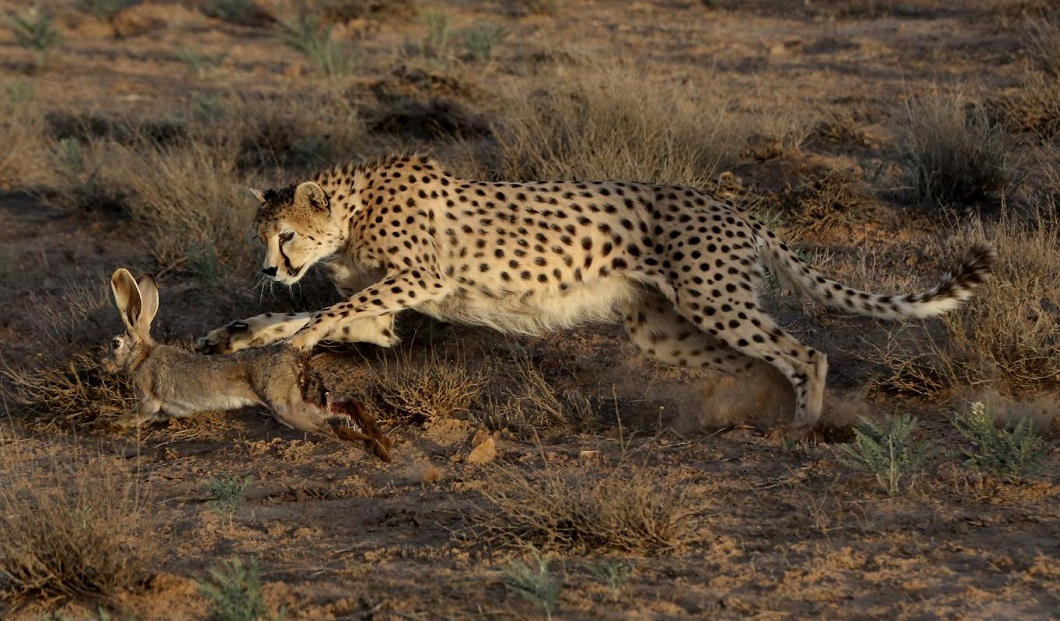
111 338 122 350
279 231 294 244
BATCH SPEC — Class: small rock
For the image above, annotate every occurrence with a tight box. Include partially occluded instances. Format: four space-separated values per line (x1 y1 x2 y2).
466 436 496 465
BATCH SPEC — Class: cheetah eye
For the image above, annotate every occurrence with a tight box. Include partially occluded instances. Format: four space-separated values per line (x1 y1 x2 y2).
279 231 294 244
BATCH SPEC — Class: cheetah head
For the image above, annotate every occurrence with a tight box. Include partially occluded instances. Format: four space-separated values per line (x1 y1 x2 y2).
253 181 343 285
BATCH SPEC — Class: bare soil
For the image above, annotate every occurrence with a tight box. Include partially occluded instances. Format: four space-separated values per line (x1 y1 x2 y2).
0 1 1057 620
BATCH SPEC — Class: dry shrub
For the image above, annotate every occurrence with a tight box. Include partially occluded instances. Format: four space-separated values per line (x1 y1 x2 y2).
0 82 49 189
874 212 1060 396
1 352 133 430
1029 7 1060 77
899 89 1015 211
0 445 157 599
1 278 132 430
474 463 700 553
99 139 254 274
204 92 364 173
779 167 874 228
487 65 743 186
370 352 488 424
995 71 1060 139
478 356 593 438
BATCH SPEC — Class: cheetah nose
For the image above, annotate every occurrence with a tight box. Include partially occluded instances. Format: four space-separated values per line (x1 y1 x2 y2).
262 266 278 277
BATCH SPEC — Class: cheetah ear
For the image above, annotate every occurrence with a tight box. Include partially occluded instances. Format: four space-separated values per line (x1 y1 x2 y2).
294 181 329 212
248 188 267 204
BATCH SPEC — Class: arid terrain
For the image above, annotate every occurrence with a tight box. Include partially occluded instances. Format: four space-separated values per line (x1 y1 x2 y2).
0 1 1058 619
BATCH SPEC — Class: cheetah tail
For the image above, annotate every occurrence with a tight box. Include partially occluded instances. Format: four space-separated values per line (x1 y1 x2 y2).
763 241 995 320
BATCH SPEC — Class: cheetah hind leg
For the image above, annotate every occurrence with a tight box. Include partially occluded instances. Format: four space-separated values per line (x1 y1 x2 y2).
662 292 828 430
621 290 761 374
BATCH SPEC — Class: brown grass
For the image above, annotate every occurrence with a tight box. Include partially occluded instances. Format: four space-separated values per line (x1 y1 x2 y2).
899 89 1015 210
478 356 594 438
369 351 489 424
98 139 254 275
874 211 1060 397
996 71 1060 139
0 82 48 189
1029 6 1060 77
485 65 745 186
1 352 134 430
473 461 701 554
0 441 157 600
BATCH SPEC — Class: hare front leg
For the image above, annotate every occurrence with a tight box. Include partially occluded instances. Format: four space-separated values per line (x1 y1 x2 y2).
116 397 165 428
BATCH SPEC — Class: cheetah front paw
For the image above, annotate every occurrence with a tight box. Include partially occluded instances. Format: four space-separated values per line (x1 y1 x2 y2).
195 321 251 354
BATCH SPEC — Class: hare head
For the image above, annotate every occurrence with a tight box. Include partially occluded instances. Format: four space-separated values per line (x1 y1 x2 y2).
109 268 160 374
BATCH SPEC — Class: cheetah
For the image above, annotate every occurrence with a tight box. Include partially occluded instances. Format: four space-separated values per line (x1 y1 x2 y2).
197 153 994 429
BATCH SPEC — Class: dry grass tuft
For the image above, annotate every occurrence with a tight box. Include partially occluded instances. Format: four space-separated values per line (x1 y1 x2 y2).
486 66 743 186
899 89 1015 211
101 139 254 274
995 71 1060 139
0 81 49 189
0 445 157 599
473 462 700 553
370 352 489 424
1 352 134 430
1029 7 1060 77
478 356 594 438
874 211 1060 397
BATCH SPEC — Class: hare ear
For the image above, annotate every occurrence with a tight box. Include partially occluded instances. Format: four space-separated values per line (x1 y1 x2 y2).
248 188 267 203
110 268 142 335
294 181 329 212
135 273 160 333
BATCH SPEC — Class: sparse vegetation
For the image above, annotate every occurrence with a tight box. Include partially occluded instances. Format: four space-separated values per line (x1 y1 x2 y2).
196 557 282 621
281 13 356 76
202 0 258 25
899 90 1014 210
587 560 634 602
462 23 507 62
951 402 1045 483
421 10 453 59
519 0 563 16
370 353 488 423
488 67 743 186
879 214 1060 396
502 549 562 621
839 414 927 496
475 463 700 553
0 79 47 188
1029 9 1060 77
204 474 253 519
478 356 594 438
0 451 155 599
8 7 62 69
77 0 132 20
177 47 228 77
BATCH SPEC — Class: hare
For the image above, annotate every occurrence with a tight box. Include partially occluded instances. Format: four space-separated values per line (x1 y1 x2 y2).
108 268 392 461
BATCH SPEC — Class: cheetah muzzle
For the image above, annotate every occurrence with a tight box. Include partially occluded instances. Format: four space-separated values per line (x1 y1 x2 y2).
198 153 995 430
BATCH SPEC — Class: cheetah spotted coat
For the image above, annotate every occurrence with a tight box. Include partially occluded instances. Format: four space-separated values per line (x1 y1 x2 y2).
199 154 994 428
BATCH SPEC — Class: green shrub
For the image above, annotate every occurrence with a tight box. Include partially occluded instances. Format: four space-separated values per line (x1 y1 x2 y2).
839 414 927 496
196 557 282 621
503 549 561 621
8 7 62 69
951 402 1045 483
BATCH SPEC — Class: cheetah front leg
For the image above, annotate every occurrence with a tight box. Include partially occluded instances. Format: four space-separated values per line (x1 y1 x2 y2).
197 312 398 354
289 270 451 351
